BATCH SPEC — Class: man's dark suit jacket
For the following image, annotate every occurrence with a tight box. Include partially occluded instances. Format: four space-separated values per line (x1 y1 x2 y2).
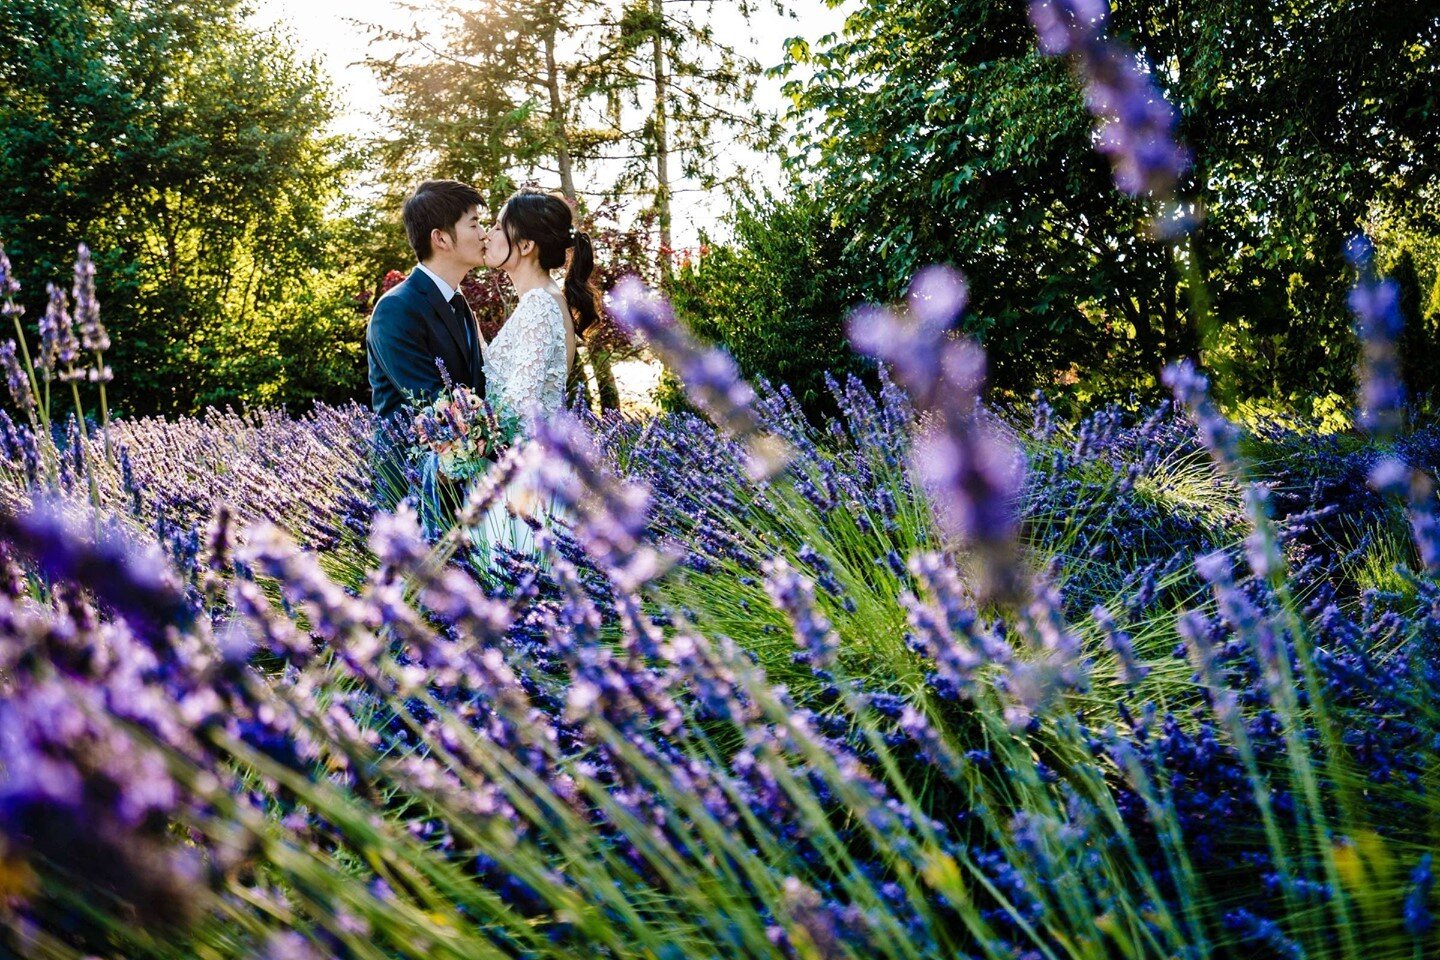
367 268 485 420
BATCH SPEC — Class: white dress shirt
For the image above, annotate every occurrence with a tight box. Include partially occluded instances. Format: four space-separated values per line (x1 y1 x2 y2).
416 263 458 303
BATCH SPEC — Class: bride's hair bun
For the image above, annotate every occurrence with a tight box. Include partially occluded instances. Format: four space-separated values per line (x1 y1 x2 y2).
499 187 602 336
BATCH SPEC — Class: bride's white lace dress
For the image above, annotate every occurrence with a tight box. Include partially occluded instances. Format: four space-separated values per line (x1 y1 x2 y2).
478 287 571 560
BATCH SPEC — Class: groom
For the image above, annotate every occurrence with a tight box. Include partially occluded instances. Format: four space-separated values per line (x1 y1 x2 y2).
368 179 488 513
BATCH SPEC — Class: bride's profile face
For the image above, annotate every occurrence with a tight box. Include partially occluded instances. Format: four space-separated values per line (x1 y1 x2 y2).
483 212 527 271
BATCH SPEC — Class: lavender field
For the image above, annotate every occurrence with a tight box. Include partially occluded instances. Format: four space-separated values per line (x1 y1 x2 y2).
1 239 1439 959
3 1 1440 958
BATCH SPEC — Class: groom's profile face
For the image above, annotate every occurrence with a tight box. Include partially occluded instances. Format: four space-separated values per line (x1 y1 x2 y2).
432 205 486 269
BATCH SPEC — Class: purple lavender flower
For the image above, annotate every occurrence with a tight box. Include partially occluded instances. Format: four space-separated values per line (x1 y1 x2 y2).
903 552 1012 699
896 704 963 778
0 502 194 636
434 356 455 391
71 243 109 354
610 275 789 479
1162 360 1241 471
38 283 81 380
0 338 34 412
1030 0 1192 224
1001 579 1089 729
1348 235 1440 574
906 264 969 328
1195 548 1292 702
779 876 855 959
238 524 376 649
231 578 315 666
0 681 204 930
1177 609 1244 731
1347 237 1406 441
1405 853 1434 937
764 557 840 674
1222 908 1305 960
1092 603 1148 685
533 411 667 591
0 242 19 298
849 269 1027 603
253 932 332 960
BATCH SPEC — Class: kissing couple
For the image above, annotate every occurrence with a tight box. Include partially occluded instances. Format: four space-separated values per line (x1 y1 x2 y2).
366 179 603 553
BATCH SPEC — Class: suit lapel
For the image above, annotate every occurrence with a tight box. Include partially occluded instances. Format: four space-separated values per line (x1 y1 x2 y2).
409 268 471 383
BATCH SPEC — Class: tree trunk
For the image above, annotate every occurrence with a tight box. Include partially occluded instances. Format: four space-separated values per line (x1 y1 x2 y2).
1124 295 1159 377
650 0 673 280
587 337 622 411
544 15 620 409
544 26 576 202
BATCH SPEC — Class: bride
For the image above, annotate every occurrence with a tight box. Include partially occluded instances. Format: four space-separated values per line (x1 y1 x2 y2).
476 187 602 560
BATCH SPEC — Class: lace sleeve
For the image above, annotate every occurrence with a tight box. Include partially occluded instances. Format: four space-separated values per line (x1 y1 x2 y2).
493 290 568 420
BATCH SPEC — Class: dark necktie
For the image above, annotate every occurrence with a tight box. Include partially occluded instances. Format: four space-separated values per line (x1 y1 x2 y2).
449 292 473 352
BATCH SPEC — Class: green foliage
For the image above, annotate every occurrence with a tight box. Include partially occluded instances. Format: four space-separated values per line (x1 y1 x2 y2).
1391 248 1440 407
667 189 875 414
0 0 366 415
777 0 1440 404
362 0 588 210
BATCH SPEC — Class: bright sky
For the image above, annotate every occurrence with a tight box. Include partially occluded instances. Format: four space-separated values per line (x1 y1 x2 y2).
247 0 851 245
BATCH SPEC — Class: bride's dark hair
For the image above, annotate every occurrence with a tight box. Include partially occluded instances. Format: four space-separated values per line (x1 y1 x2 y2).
496 187 602 336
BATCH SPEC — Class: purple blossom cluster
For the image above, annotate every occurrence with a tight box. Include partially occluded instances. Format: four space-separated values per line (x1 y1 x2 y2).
1029 0 1192 228
848 266 1028 604
610 275 790 480
1345 234 1440 576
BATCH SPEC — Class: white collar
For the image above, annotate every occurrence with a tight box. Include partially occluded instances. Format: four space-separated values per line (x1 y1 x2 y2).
416 263 457 303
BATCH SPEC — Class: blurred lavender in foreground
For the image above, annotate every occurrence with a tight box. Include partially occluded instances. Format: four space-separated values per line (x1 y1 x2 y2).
1347 233 1440 575
1406 854 1435 937
1162 359 1288 580
610 275 790 479
1030 0 1193 234
0 501 194 636
1347 235 1406 442
849 266 1027 604
1160 360 1242 470
534 411 667 591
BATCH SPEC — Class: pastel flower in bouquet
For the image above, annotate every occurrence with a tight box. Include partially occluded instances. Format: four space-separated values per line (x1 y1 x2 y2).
411 385 521 481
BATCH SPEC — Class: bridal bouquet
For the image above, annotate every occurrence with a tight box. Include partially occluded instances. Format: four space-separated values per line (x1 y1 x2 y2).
411 385 521 481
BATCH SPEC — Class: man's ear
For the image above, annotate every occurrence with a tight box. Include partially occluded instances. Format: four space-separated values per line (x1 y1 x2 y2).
431 228 451 253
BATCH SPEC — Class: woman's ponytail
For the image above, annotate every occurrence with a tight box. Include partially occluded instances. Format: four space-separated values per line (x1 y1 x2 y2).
565 231 602 337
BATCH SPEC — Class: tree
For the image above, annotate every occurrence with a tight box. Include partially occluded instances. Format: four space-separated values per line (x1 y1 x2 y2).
605 0 783 274
364 0 610 211
778 0 1440 404
365 0 782 265
0 0 364 415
